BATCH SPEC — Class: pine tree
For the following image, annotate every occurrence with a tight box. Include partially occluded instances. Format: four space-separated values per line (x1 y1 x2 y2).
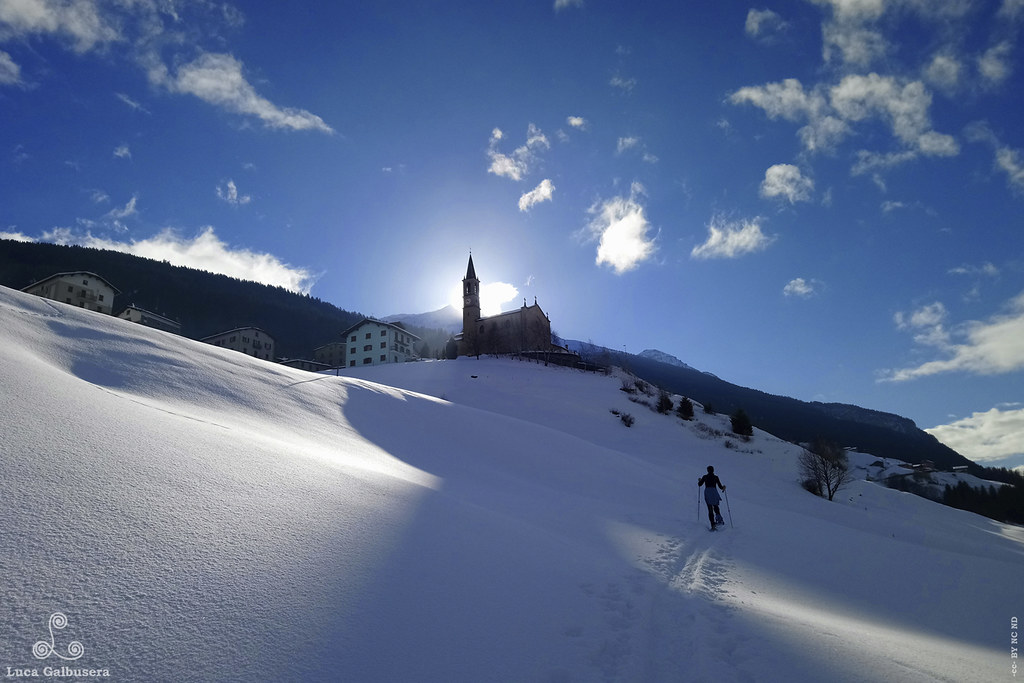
730 408 753 437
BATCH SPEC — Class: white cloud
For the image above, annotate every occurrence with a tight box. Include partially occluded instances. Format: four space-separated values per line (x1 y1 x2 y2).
760 164 813 203
884 292 1024 380
994 146 1024 194
566 116 587 129
616 136 639 154
113 144 131 160
1000 0 1024 19
518 179 555 212
949 262 1000 278
554 0 583 10
965 122 1024 194
745 9 789 41
156 53 334 133
893 301 950 348
486 124 550 181
0 49 21 85
978 41 1014 88
830 74 958 157
0 4 324 136
926 405 1024 463
783 278 821 298
730 78 852 154
0 230 34 242
730 78 823 122
217 179 251 206
583 182 657 274
691 214 775 259
616 136 658 163
923 53 962 93
115 92 149 113
40 226 318 294
609 74 636 92
821 20 888 67
0 0 121 53
106 195 138 222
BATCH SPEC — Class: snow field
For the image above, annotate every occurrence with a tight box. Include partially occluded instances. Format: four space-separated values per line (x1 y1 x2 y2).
1 284 1021 682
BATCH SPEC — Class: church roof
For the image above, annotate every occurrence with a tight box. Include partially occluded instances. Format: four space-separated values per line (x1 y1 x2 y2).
465 254 476 280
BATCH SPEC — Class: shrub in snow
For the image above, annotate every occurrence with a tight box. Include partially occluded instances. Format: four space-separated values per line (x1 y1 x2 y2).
676 396 694 420
656 390 673 415
798 439 853 501
731 408 753 438
620 412 635 427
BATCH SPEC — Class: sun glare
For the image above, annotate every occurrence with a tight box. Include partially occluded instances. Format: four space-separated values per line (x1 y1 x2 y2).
448 281 519 317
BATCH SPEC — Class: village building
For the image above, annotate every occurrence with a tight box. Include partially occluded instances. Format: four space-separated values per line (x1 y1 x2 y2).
201 327 276 361
117 305 181 335
21 271 119 315
457 255 553 357
278 358 334 373
342 319 419 367
313 341 347 368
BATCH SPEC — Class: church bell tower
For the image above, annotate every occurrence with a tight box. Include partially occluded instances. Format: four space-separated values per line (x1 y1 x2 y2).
461 254 480 354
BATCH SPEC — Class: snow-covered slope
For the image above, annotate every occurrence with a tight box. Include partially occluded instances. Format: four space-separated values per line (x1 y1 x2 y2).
1 285 1020 682
384 304 461 332
638 348 695 370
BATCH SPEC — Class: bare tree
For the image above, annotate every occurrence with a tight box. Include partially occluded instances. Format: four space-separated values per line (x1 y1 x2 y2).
799 439 854 501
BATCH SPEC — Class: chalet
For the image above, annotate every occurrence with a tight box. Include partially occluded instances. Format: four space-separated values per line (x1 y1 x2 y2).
201 327 276 361
22 271 119 315
342 319 419 367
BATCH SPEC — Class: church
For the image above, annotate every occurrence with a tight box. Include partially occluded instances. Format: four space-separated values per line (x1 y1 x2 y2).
457 255 554 357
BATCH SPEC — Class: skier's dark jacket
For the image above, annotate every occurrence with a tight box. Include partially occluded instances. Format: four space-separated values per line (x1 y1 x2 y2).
698 473 724 505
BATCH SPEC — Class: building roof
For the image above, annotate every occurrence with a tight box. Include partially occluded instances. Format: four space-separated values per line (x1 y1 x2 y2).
200 326 274 342
22 271 121 294
117 305 180 326
465 254 476 280
340 318 421 341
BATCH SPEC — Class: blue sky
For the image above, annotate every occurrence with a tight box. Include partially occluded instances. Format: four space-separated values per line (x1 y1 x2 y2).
1 0 1022 470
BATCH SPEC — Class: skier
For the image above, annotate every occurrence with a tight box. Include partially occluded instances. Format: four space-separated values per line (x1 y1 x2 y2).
698 465 726 530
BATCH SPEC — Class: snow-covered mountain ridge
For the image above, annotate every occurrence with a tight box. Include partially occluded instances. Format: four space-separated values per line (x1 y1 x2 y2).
1 285 1019 682
638 348 694 369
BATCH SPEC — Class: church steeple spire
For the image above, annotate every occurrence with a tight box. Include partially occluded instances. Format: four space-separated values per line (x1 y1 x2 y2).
460 253 481 356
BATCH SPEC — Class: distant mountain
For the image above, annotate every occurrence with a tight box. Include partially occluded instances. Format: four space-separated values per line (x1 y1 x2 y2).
638 349 693 369
385 305 461 333
572 339 974 472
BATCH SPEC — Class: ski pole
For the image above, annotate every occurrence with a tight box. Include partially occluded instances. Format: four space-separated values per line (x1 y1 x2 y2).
697 485 702 522
724 488 734 528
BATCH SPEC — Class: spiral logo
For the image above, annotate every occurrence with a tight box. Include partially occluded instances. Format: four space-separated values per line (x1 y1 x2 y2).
32 612 84 661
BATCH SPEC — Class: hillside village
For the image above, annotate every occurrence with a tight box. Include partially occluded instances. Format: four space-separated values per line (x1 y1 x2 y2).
14 253 580 372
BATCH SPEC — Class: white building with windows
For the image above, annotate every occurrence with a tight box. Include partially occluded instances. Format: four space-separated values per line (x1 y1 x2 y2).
21 271 119 315
341 319 419 368
201 327 276 361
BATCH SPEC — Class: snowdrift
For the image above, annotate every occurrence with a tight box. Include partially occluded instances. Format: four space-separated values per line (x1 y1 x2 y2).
1 285 1020 682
